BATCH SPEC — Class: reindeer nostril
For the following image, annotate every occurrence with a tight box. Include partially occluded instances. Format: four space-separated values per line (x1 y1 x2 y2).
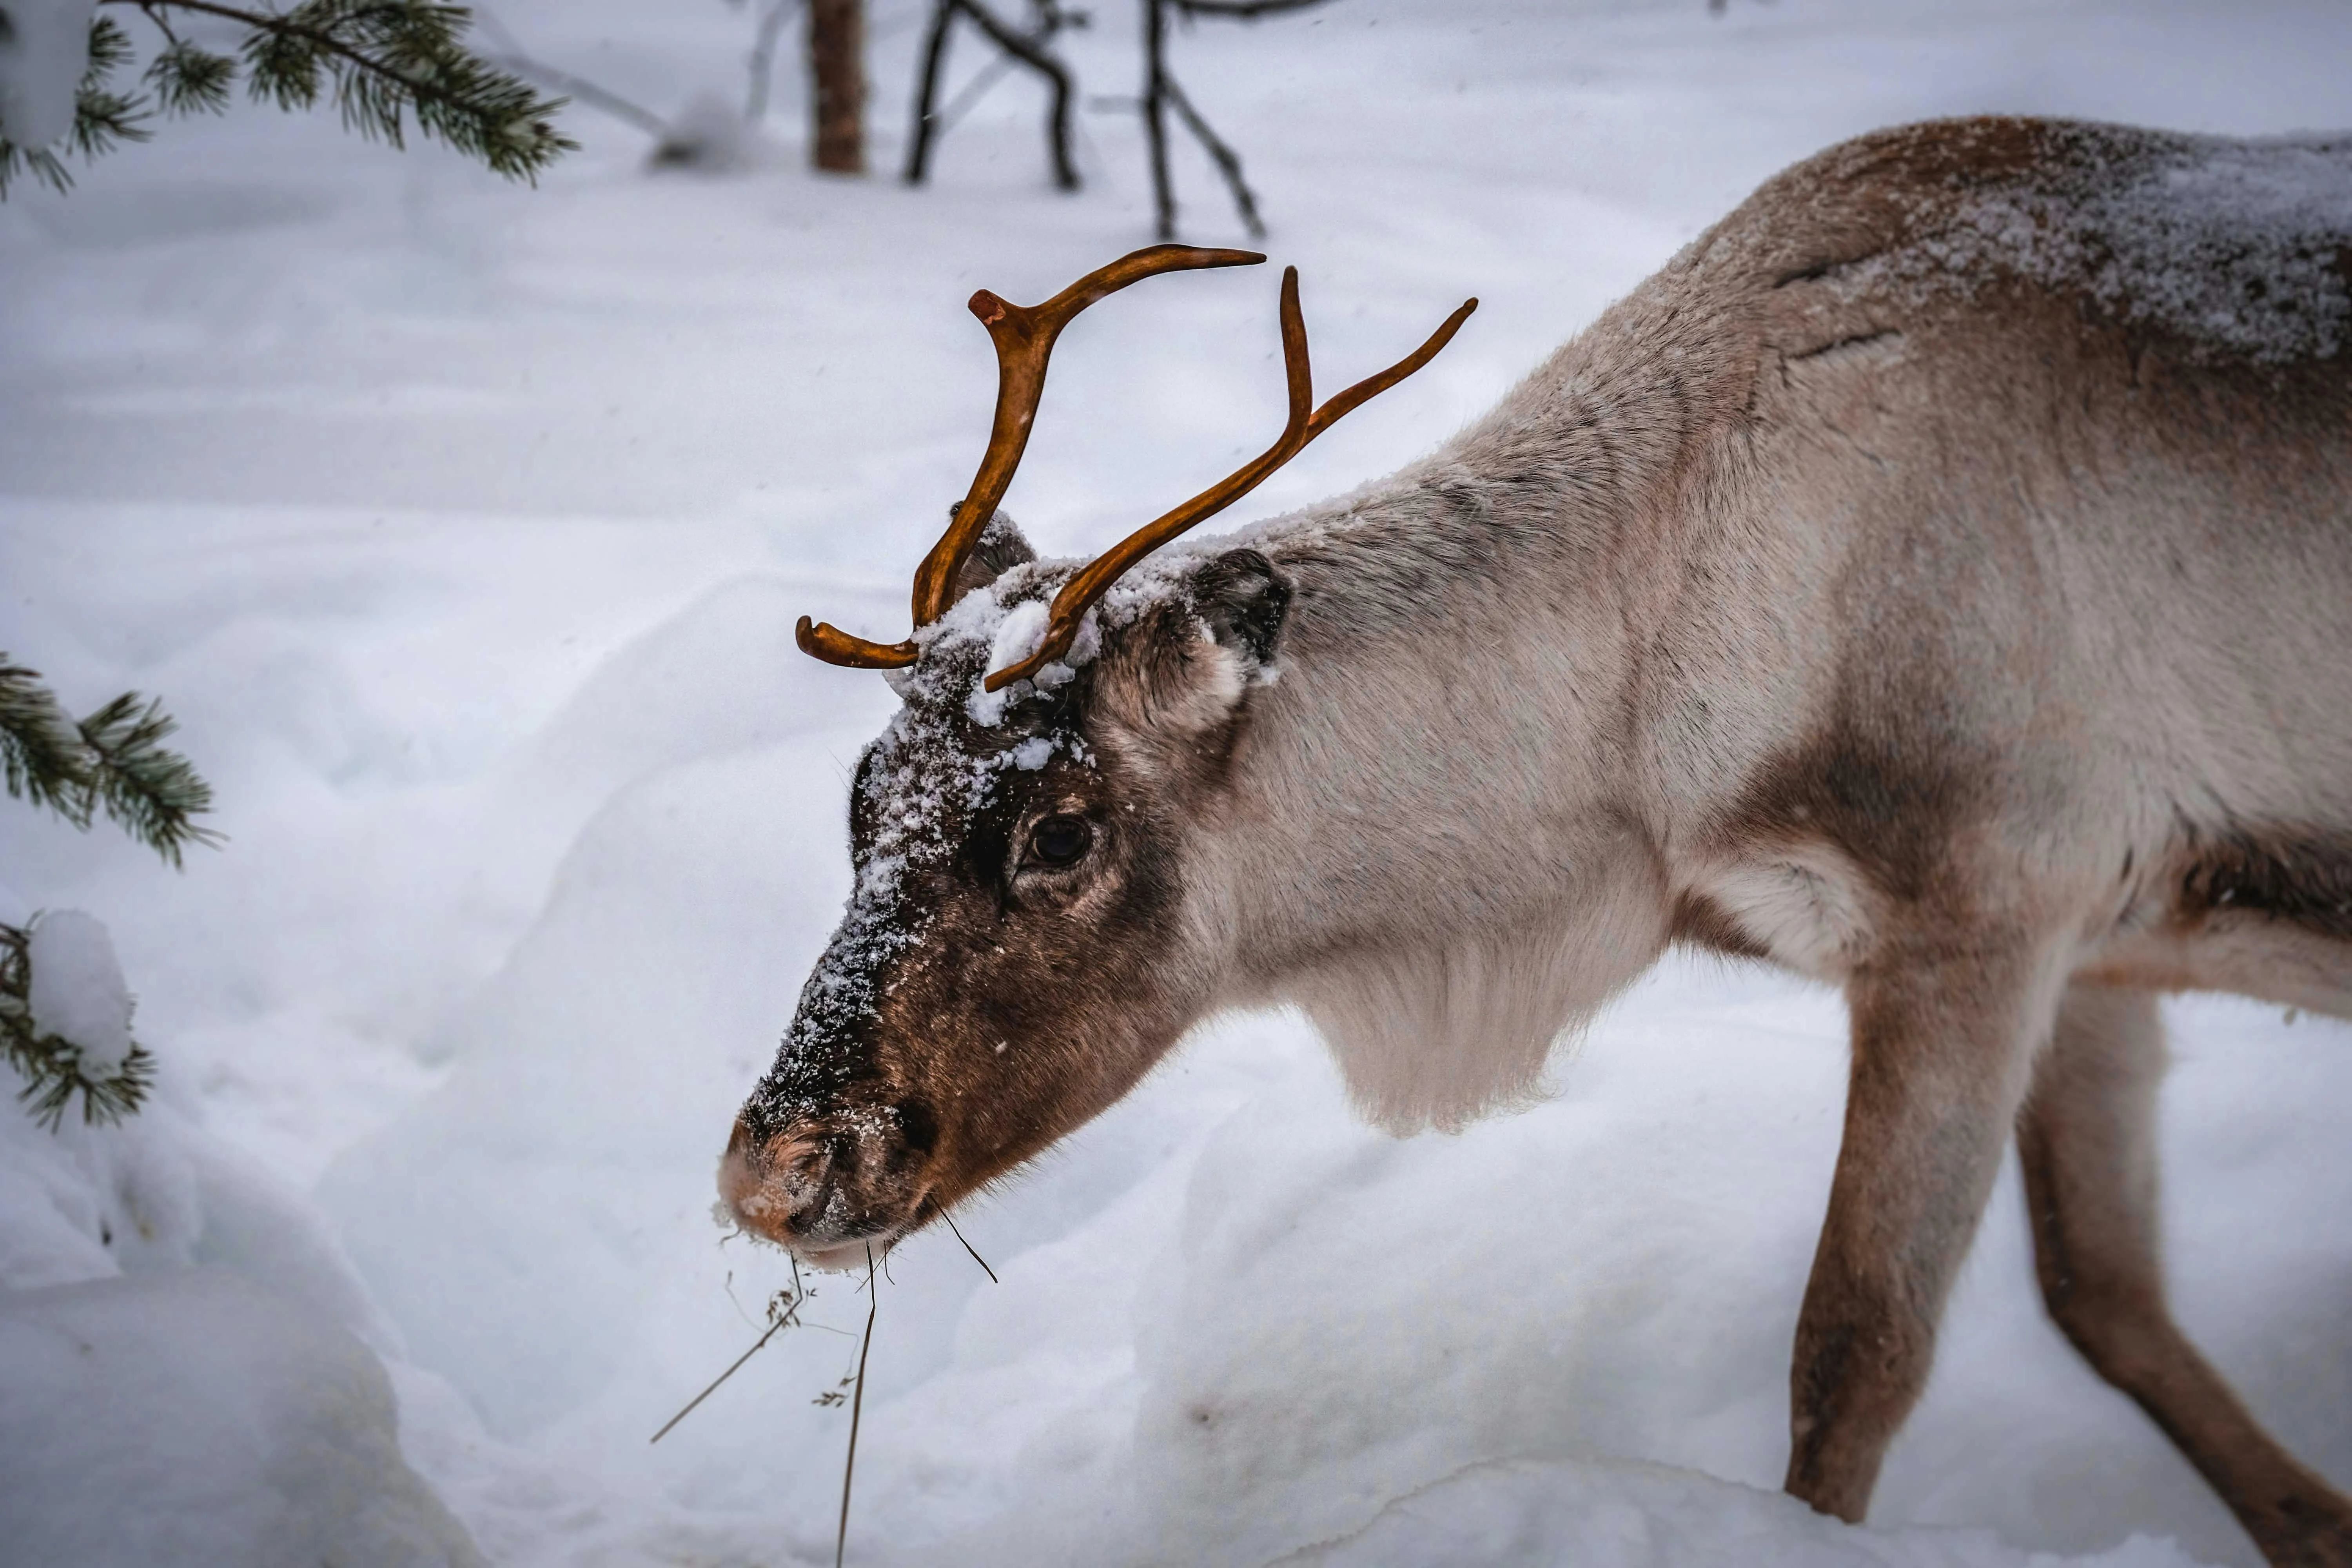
770 1135 821 1183
897 1099 939 1156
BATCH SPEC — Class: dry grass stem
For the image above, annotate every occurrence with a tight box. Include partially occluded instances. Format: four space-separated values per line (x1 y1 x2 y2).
943 1210 998 1283
837 1245 879 1568
650 1256 811 1445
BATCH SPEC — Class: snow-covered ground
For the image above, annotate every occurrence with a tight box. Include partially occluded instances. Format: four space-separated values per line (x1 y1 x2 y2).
3 1 2349 1564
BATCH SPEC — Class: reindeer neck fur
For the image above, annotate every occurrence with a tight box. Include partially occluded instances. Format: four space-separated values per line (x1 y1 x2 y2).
1179 280 1753 1131
1174 116 2352 1132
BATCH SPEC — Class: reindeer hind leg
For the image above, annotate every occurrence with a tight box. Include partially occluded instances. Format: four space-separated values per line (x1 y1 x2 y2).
2020 982 2352 1568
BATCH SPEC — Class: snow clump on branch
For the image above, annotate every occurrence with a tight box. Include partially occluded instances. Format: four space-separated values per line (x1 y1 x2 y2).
0 0 94 147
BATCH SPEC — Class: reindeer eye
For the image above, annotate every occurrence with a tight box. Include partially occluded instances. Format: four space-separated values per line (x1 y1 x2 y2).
1027 814 1093 868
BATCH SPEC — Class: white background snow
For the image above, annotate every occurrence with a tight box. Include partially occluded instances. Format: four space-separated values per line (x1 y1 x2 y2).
2 2 2348 1564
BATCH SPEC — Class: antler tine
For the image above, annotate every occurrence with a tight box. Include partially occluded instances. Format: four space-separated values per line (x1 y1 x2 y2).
795 244 1265 671
984 270 1478 691
911 243 1265 626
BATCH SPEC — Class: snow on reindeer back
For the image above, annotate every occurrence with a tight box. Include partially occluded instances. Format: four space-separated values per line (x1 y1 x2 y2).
1850 127 2352 365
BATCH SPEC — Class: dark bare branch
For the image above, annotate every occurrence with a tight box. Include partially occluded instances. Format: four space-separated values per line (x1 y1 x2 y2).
904 0 1078 191
1171 0 1329 15
1161 74 1261 238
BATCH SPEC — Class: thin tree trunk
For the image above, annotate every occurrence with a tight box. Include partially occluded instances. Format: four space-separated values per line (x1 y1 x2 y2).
904 0 955 183
809 0 865 174
747 0 795 125
1143 0 1174 238
1162 74 1262 236
951 0 1078 190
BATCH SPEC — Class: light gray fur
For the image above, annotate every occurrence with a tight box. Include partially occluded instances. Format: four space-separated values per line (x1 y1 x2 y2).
1140 118 2352 1132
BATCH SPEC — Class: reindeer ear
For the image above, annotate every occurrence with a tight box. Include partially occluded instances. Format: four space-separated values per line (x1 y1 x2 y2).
952 509 1039 600
1089 551 1290 746
1189 548 1290 668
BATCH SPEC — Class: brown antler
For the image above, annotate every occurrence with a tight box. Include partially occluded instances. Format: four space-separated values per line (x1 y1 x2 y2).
794 244 1266 669
982 268 1477 691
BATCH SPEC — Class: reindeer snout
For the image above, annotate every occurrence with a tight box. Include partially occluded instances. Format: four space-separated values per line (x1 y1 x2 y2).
717 1116 833 1243
717 1107 933 1267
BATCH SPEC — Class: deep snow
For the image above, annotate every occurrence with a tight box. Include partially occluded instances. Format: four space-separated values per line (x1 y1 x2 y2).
2 2 2349 1565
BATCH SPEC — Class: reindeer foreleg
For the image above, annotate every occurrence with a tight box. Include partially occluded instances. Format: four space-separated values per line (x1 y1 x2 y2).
1784 931 2060 1520
2020 983 2352 1568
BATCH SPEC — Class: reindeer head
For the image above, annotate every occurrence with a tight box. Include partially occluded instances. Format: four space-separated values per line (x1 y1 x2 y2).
718 247 1474 1266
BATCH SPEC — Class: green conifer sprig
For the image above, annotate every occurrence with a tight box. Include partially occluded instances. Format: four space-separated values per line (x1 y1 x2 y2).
145 37 237 116
75 691 223 868
0 1 573 196
0 920 156 1130
0 661 94 823
0 659 222 867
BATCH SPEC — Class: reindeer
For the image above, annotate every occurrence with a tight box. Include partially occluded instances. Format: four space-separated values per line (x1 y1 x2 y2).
719 116 2352 1564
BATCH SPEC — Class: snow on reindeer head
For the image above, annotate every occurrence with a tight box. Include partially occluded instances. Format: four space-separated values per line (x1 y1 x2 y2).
716 246 1473 1265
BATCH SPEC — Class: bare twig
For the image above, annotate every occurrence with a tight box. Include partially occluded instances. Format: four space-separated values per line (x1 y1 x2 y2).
933 49 1018 136
650 1311 793 1445
1142 0 1174 238
487 53 663 136
837 1245 880 1568
650 1257 835 1444
907 0 954 176
746 0 795 123
904 0 1078 190
472 8 665 137
1161 73 1259 236
1140 0 1328 239
1172 0 1327 15
943 1209 998 1284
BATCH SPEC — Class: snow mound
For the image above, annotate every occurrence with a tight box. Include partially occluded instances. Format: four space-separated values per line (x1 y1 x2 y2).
1288 1458 2213 1568
320 737 873 1436
0 1267 481 1568
0 986 474 1566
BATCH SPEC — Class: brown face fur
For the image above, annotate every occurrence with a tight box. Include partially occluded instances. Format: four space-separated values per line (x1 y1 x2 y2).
719 546 1287 1265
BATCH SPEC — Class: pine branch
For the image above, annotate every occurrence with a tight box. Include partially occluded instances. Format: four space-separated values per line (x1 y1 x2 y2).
145 38 239 116
0 661 96 828
152 0 575 178
0 2 574 197
76 693 224 868
0 657 221 866
0 922 154 1131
